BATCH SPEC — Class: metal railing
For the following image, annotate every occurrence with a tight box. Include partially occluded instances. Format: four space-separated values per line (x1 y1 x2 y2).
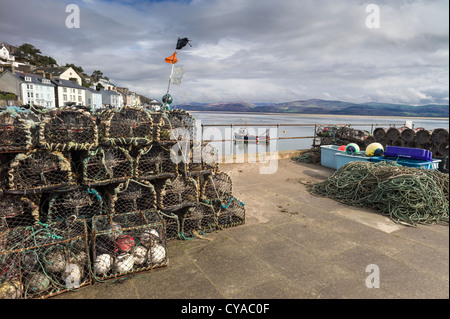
200 122 408 144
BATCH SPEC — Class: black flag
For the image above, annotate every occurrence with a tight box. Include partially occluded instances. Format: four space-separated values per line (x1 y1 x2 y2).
176 37 191 50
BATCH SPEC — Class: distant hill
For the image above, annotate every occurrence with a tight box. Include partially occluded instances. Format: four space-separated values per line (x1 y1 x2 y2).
178 99 449 118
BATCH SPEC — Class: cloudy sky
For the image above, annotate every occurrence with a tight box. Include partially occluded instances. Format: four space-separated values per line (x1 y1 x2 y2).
0 0 448 105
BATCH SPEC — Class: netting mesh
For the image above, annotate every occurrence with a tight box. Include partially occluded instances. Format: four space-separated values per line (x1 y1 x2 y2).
135 144 178 179
91 210 167 281
0 219 91 299
217 197 246 229
156 175 198 211
157 210 180 241
201 172 233 203
180 203 216 238
108 179 157 215
0 108 37 153
98 106 153 146
7 151 75 192
0 195 39 230
159 110 196 142
45 187 105 224
39 107 98 151
81 146 134 185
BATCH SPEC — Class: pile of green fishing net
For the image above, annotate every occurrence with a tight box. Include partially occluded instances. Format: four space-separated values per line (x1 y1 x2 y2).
308 161 449 226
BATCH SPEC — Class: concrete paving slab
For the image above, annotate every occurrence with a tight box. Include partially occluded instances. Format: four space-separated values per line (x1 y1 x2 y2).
54 159 449 300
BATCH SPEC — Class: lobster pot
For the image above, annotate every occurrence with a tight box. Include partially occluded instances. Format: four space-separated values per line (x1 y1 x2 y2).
431 128 449 144
438 141 449 157
158 210 181 241
91 210 167 281
391 139 405 147
373 127 387 142
364 135 376 147
217 197 246 230
46 187 105 224
147 111 163 142
156 175 198 211
7 151 74 192
0 108 36 153
81 146 134 185
98 106 153 146
416 129 431 144
189 142 220 174
159 110 197 142
108 179 157 215
39 107 98 151
180 203 216 239
135 144 178 179
201 172 233 203
386 127 401 141
0 219 91 299
401 128 416 143
0 195 39 230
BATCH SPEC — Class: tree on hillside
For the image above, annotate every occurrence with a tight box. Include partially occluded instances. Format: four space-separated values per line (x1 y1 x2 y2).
17 43 41 55
65 63 84 74
91 70 104 82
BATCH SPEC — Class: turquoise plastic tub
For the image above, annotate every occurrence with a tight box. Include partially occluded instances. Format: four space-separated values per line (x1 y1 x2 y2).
320 145 343 169
335 152 370 170
369 156 441 169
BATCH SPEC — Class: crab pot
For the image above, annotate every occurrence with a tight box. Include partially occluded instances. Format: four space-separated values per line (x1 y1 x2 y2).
180 203 216 239
0 108 36 153
416 129 431 144
201 172 233 203
108 179 157 215
157 210 181 241
386 127 401 141
156 175 198 212
0 219 91 299
7 150 75 192
159 109 196 142
364 135 376 147
81 146 134 185
216 197 246 230
146 111 163 142
45 187 105 224
400 128 416 143
373 127 387 142
135 144 178 179
91 210 168 281
431 128 449 144
98 106 153 146
0 195 39 230
38 107 98 151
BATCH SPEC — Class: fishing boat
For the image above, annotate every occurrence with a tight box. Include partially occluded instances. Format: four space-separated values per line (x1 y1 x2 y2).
234 128 270 143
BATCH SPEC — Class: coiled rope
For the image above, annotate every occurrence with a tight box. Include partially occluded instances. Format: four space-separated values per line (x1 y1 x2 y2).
308 161 449 226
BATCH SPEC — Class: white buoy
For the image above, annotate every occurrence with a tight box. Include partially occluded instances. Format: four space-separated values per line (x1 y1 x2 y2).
26 272 50 293
114 253 134 274
140 228 160 247
148 244 166 265
94 254 113 275
132 246 148 266
62 263 83 289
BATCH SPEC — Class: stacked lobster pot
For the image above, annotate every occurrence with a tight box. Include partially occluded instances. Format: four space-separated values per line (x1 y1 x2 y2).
369 126 449 172
0 105 246 298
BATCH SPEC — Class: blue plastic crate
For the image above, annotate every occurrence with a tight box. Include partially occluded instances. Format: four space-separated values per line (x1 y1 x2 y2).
369 156 441 169
335 152 370 170
384 146 432 161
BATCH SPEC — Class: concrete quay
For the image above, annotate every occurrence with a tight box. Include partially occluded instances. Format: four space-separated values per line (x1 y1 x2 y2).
56 158 449 300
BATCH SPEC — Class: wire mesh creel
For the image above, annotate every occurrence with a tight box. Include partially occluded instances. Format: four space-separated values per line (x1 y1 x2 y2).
81 146 134 185
156 175 199 212
0 219 92 299
91 210 167 281
0 195 40 231
135 144 178 179
0 108 37 153
98 106 153 146
38 107 98 151
158 109 196 142
107 179 157 215
6 150 75 193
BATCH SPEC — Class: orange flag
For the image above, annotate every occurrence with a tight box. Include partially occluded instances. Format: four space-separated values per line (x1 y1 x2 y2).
165 51 178 64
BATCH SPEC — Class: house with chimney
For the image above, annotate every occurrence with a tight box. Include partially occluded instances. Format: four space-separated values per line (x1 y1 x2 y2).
0 70 56 108
33 66 82 85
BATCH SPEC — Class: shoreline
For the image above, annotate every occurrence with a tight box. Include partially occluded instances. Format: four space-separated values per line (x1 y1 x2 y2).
187 110 449 121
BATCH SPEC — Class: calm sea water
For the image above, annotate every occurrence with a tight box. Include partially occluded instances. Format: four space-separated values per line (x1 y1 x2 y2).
188 111 449 155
